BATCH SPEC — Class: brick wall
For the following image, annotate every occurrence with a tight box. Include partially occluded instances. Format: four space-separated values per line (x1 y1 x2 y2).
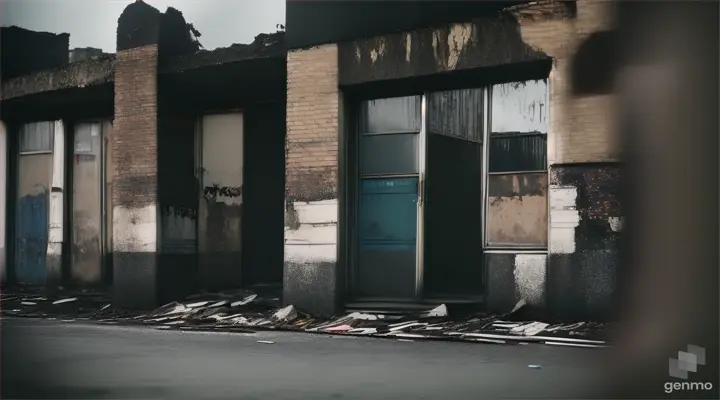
517 0 618 164
113 44 159 206
284 44 342 317
285 44 339 201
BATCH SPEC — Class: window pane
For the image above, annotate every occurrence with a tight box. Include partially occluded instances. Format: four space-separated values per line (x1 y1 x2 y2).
486 172 548 246
428 88 483 142
20 122 54 153
489 134 547 172
360 133 419 175
491 80 548 134
360 96 421 134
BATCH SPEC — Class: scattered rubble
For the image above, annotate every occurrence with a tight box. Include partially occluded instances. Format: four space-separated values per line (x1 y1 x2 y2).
0 288 614 348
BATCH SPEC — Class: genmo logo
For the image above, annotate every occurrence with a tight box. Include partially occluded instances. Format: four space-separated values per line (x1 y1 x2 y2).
665 344 713 394
664 381 713 394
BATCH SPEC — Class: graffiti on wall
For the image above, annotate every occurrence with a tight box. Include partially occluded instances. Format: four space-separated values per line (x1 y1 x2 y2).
203 184 242 201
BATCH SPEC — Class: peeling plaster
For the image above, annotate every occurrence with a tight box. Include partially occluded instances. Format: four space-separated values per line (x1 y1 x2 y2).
114 205 157 253
369 38 386 65
284 199 337 265
514 254 547 306
608 216 624 232
355 44 362 62
446 23 473 69
549 185 579 254
404 33 412 62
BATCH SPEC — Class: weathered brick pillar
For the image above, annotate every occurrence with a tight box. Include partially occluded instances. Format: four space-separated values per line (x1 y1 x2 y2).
283 45 342 317
112 2 161 309
516 0 621 320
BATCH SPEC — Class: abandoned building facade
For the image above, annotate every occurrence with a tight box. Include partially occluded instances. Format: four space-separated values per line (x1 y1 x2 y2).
1 0 622 320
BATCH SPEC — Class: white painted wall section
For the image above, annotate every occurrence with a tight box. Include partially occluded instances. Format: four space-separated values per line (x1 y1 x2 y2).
113 205 157 253
47 121 65 256
514 254 547 306
285 199 338 264
549 185 580 254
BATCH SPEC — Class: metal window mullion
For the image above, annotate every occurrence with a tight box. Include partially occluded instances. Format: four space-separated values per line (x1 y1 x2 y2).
481 86 491 249
415 93 428 299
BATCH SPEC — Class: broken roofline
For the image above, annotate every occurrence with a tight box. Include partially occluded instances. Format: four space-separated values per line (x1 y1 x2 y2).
0 35 286 101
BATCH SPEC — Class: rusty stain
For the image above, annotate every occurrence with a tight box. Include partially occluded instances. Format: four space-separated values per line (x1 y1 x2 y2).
487 172 548 246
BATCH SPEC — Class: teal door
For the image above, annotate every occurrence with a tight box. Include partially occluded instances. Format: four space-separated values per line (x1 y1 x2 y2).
355 96 422 299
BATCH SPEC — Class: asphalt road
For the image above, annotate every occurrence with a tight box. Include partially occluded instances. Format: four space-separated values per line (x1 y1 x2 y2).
2 318 604 400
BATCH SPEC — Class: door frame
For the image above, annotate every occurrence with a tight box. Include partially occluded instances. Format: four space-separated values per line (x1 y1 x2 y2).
346 90 491 302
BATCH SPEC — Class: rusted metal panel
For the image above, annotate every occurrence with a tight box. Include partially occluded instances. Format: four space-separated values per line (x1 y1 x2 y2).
338 17 549 86
489 134 547 172
427 88 484 142
486 172 548 246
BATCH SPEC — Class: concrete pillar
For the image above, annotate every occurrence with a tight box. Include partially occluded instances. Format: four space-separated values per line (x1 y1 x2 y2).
283 45 343 317
515 0 621 320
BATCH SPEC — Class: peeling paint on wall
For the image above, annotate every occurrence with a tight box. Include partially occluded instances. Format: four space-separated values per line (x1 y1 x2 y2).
446 23 473 69
284 199 338 265
549 185 580 254
404 33 412 62
514 254 546 306
113 205 157 254
608 216 624 232
339 17 549 86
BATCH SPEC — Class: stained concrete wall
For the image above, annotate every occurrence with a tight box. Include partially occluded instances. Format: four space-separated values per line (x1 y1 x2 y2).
338 17 550 85
199 113 244 290
0 121 6 282
284 44 342 317
516 0 621 320
157 116 197 301
547 164 622 320
71 122 104 285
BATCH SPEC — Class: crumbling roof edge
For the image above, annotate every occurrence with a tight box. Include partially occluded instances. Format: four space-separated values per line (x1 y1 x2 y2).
159 50 286 74
1 57 116 101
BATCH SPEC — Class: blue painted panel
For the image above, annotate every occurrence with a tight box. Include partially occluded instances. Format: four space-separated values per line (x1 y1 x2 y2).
356 177 418 298
358 177 418 243
16 193 48 283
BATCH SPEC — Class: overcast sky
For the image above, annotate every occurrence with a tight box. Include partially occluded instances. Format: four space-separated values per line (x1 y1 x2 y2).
0 0 285 52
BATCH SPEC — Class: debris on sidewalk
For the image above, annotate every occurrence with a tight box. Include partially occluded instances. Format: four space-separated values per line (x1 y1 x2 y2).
1 286 614 348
